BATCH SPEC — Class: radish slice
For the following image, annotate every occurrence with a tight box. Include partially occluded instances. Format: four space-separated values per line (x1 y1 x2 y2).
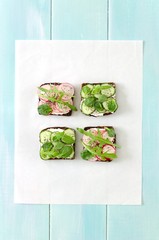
38 84 51 101
58 83 74 97
102 144 116 161
82 128 98 146
103 144 116 154
51 102 63 115
95 145 115 162
96 155 102 161
101 129 115 142
55 99 73 114
38 100 47 106
62 94 72 101
89 157 98 162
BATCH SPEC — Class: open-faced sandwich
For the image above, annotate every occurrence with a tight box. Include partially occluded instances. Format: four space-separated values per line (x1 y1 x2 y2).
37 83 77 116
39 127 75 160
80 82 118 116
77 126 119 162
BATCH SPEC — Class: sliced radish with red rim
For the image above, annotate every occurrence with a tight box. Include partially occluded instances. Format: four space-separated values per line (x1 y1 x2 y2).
103 144 116 154
101 129 115 142
58 83 74 97
55 98 73 114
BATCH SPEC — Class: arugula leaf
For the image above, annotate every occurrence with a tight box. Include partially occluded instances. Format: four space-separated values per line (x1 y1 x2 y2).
42 142 53 152
82 142 117 160
47 96 77 111
38 104 52 115
81 149 93 160
105 127 116 137
77 128 120 147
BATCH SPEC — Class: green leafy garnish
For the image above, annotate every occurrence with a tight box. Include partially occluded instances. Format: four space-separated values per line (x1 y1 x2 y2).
62 134 75 144
106 98 118 112
51 132 64 142
82 142 117 160
82 85 92 95
91 85 101 94
105 127 116 137
98 95 108 102
38 104 52 115
81 149 94 160
47 96 77 111
42 142 53 152
59 146 73 158
53 142 65 150
77 128 119 147
94 101 105 112
84 97 96 107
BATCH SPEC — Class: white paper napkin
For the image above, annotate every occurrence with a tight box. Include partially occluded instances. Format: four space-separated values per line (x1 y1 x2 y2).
14 40 143 204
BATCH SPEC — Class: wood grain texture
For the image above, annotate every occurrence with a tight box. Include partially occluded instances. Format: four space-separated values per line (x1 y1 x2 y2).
0 0 50 239
108 1 159 240
50 0 107 239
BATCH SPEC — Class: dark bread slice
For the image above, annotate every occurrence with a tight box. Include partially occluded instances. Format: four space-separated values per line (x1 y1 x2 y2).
40 127 75 160
39 83 74 116
81 82 116 116
83 126 116 162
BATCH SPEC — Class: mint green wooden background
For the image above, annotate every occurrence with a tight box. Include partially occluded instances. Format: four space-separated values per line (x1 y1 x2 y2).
0 0 158 239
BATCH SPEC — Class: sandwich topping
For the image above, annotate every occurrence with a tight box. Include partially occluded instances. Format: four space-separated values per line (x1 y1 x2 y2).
80 83 118 116
37 83 77 115
39 128 75 160
77 127 119 162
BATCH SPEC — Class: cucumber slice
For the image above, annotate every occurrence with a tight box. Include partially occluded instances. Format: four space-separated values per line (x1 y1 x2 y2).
67 149 75 159
81 100 95 115
40 147 51 160
64 129 75 139
103 98 118 112
81 84 93 98
40 130 52 143
101 84 115 97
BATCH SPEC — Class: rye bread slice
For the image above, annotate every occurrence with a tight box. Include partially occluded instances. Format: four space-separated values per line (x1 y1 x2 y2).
81 82 116 117
40 127 75 160
39 83 74 116
83 126 116 162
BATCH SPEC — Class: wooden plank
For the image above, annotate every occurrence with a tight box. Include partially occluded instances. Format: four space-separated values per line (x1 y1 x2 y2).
0 0 50 239
108 1 159 240
50 0 107 239
52 0 107 40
